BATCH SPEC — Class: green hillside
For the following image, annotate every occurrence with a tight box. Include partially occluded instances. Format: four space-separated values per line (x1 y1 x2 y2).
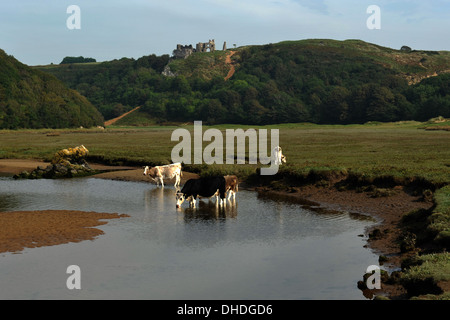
37 39 450 125
0 49 104 129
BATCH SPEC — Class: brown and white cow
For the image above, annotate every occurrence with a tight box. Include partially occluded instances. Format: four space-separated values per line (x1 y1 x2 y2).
143 162 182 188
223 175 239 201
208 175 239 202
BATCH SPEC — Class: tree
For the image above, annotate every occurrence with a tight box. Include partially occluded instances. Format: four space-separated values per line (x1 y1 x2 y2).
243 99 268 124
166 97 192 120
416 96 450 121
197 99 227 124
320 86 350 123
366 86 397 122
171 75 191 94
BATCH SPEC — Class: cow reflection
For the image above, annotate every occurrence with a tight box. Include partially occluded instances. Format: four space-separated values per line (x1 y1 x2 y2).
180 199 237 221
144 187 178 213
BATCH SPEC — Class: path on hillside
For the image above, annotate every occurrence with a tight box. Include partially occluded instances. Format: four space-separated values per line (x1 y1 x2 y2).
104 106 141 126
224 51 237 81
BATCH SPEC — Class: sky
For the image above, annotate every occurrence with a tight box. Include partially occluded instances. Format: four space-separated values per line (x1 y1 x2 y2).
1 0 449 66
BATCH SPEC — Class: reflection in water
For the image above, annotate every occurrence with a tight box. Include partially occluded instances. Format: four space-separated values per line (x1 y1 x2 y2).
143 187 178 223
145 186 238 221
145 187 177 211
0 194 20 211
257 189 375 223
181 200 237 221
257 189 320 206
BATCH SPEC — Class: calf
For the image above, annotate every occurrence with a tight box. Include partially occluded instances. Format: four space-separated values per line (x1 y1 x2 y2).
176 176 226 208
143 162 182 188
273 146 287 165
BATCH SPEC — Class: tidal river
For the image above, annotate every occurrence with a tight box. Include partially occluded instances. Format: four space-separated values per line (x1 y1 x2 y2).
0 177 379 299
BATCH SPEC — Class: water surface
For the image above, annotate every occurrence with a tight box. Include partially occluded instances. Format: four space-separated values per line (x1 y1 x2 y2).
0 177 378 299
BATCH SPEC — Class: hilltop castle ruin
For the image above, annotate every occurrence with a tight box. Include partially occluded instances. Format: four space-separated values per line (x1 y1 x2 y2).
173 44 195 59
163 39 228 77
172 39 220 59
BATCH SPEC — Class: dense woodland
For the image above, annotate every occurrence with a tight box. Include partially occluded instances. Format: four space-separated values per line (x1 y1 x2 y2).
41 40 450 125
2 39 449 129
0 49 104 129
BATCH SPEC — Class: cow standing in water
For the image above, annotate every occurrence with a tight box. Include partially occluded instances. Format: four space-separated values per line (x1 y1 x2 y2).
223 175 239 201
176 176 226 208
143 162 182 188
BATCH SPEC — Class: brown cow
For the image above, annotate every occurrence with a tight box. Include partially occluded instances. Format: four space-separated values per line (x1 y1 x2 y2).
224 175 239 201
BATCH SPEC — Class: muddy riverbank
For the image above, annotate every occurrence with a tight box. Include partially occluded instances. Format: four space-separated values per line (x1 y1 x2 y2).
0 210 129 254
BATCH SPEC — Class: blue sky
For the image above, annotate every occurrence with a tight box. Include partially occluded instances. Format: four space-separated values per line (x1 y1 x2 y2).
1 0 449 65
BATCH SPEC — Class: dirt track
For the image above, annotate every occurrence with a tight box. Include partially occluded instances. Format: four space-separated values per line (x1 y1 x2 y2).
104 106 141 126
224 51 236 81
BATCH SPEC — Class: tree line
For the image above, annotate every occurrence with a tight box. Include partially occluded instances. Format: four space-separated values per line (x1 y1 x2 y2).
60 56 97 64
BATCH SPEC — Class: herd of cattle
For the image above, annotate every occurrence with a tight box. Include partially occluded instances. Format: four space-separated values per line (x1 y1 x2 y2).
143 146 286 209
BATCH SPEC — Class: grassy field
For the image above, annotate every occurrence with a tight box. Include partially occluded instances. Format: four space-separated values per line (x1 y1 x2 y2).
1 121 449 184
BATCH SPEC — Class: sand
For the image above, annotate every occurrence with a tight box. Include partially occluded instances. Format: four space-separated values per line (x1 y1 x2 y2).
0 160 135 254
0 210 129 254
0 159 51 175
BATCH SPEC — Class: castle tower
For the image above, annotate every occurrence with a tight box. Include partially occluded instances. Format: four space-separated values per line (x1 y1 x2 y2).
209 39 215 52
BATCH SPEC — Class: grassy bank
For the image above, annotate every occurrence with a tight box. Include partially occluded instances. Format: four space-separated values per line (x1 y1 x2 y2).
1 121 448 192
397 185 450 299
1 121 449 184
400 252 450 299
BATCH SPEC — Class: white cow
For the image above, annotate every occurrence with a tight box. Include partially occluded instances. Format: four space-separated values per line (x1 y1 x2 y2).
273 146 286 165
143 162 182 188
